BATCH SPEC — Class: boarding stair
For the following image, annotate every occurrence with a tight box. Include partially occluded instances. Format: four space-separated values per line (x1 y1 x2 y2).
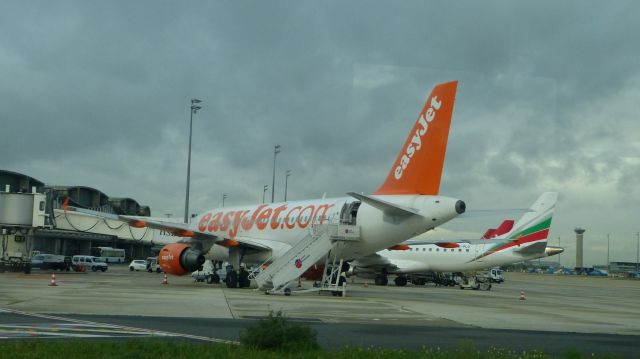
255 223 360 295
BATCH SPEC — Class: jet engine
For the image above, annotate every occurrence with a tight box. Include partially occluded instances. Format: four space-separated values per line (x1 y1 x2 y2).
158 243 205 275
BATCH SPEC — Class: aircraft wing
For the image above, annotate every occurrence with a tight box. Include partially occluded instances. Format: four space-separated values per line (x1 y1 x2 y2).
229 235 278 252
64 205 274 252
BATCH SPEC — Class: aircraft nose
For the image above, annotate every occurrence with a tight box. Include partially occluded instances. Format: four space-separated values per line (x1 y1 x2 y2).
455 200 466 214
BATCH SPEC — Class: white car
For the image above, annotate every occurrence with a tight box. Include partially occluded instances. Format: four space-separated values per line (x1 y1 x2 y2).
129 260 147 271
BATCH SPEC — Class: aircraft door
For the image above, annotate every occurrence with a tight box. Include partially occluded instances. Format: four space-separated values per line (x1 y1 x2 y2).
340 200 361 225
474 242 486 263
327 199 347 225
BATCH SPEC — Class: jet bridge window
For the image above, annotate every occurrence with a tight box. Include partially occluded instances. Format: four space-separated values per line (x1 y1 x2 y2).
340 201 361 225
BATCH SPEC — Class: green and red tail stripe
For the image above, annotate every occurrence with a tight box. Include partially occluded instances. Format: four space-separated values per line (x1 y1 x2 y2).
472 217 553 260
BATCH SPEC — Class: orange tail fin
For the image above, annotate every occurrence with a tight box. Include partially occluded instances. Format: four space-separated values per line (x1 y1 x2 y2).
374 81 458 195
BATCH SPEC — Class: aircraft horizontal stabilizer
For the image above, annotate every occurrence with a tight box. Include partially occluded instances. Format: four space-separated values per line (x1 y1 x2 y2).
347 192 419 217
514 241 547 255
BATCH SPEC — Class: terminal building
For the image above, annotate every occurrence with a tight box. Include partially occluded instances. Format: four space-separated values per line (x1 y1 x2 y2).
1 169 167 268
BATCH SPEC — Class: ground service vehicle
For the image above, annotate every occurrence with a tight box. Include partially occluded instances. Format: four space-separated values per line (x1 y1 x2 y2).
487 268 504 283
129 260 147 271
72 255 108 272
459 275 492 290
30 254 71 271
146 257 162 273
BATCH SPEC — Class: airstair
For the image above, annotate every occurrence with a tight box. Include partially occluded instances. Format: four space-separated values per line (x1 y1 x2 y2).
254 223 360 295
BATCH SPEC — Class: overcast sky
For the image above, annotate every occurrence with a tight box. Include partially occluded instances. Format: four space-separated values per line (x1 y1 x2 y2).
1 1 638 267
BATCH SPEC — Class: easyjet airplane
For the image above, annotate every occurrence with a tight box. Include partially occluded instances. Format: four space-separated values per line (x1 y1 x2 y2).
65 81 466 290
349 192 562 286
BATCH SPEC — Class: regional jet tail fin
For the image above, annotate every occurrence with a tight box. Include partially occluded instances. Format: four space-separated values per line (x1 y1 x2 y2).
374 81 458 195
482 220 515 239
498 192 558 243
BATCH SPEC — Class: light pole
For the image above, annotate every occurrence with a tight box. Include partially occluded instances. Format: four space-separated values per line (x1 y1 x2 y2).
558 236 561 266
271 145 280 203
284 170 291 202
184 98 202 223
222 194 227 208
636 232 639 272
262 185 269 204
607 233 610 272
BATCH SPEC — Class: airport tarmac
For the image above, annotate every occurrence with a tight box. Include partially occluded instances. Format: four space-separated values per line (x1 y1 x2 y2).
1 266 639 356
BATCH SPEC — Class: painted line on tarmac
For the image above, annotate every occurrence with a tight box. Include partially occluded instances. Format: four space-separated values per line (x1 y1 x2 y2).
0 308 238 344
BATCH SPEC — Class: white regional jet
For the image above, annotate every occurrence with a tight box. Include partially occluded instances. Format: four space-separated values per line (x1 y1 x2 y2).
64 81 466 291
349 192 562 286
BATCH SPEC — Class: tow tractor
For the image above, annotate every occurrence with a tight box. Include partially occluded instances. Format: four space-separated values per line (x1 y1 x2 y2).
459 274 492 291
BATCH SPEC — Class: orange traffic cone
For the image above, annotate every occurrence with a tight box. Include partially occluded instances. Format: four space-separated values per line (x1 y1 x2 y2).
363 280 368 288
162 273 168 285
519 290 526 301
49 273 58 286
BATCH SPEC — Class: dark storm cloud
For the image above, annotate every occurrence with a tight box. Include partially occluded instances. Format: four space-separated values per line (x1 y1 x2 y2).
1 0 639 265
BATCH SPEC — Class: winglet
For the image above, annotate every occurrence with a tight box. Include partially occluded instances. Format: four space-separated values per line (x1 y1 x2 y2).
374 81 458 195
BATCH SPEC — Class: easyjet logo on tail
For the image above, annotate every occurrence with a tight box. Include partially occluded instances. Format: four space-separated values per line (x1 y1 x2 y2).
394 95 442 180
374 81 458 196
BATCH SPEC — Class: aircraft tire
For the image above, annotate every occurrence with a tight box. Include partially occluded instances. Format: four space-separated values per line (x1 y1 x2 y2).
226 270 238 288
374 275 388 286
394 276 408 287
238 270 250 288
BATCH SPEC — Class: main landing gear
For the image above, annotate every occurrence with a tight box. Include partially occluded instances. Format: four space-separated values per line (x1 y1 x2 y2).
374 274 388 286
394 275 408 287
224 266 251 288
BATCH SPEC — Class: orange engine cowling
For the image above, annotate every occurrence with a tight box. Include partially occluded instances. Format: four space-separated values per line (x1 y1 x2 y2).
158 243 206 275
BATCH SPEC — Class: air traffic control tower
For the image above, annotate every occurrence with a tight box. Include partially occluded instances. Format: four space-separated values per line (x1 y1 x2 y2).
575 227 586 268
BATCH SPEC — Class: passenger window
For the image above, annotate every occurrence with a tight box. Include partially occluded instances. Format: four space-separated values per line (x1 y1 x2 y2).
436 248 439 252
429 248 432 251
466 249 470 252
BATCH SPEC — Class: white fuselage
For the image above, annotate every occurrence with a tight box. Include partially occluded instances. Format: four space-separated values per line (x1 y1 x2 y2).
192 195 462 266
377 239 548 274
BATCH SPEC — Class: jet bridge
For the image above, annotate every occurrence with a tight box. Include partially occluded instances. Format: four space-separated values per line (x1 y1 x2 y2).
0 186 48 272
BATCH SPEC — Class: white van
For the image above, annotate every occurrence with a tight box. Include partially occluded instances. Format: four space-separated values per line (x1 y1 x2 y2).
72 255 108 272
